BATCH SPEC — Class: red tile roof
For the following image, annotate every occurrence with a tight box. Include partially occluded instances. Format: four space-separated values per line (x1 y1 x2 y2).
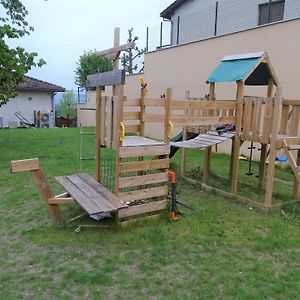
17 76 65 92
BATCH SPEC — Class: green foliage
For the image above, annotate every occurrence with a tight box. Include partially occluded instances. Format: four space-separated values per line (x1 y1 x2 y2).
59 90 77 119
74 51 113 88
121 28 146 74
0 0 45 107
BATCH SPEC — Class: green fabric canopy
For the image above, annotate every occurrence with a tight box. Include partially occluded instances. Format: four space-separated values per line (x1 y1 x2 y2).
207 58 259 83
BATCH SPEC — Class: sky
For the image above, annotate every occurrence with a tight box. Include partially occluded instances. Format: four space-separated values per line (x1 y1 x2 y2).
8 0 173 91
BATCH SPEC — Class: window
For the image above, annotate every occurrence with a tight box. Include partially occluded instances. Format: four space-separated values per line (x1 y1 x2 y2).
258 1 285 26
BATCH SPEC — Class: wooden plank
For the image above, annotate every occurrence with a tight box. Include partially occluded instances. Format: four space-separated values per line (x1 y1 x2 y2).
164 88 172 143
123 98 141 107
282 99 300 106
119 185 168 203
32 169 63 224
289 106 300 136
143 114 165 122
55 175 118 214
95 42 135 57
119 172 168 189
119 145 170 158
112 96 119 149
171 116 236 126
100 96 106 146
123 111 140 120
95 87 101 182
170 100 237 110
106 97 113 148
77 173 126 208
279 104 289 135
11 158 40 173
244 98 253 140
119 158 169 173
144 98 165 106
117 199 168 218
47 198 76 205
66 175 117 212
253 99 262 141
125 124 140 133
86 69 125 88
262 98 274 143
140 89 145 136
283 141 300 183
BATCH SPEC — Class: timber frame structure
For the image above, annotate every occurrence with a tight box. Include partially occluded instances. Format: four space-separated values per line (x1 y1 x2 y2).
10 45 300 225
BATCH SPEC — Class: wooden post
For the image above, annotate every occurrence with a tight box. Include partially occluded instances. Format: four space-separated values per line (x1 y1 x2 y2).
95 87 102 182
293 150 300 199
115 85 124 195
31 169 63 224
180 90 189 177
203 83 215 184
230 81 244 194
258 79 274 190
140 86 146 137
112 27 120 97
258 144 267 190
164 88 172 143
264 87 282 207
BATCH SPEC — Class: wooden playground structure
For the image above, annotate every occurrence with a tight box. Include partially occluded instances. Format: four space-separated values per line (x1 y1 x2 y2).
10 31 300 224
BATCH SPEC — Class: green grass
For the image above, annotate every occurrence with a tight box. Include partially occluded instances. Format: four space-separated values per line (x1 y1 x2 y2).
1 128 300 299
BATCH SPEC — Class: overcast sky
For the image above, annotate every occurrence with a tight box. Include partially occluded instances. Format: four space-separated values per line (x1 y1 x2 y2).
10 0 173 90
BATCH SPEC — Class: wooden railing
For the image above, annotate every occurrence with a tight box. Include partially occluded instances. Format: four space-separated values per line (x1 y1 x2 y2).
280 99 300 137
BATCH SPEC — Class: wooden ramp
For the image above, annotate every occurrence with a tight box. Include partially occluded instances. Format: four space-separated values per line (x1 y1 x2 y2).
170 130 235 149
55 173 127 215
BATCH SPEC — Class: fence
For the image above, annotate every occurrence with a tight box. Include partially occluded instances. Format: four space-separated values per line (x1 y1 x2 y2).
145 0 300 50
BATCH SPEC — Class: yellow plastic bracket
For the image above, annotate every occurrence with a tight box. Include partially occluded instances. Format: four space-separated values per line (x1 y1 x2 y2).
120 122 125 142
168 120 174 140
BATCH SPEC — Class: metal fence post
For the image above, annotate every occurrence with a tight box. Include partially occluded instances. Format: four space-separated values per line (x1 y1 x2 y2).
268 0 272 23
160 22 163 48
176 16 180 45
146 27 149 52
214 1 219 36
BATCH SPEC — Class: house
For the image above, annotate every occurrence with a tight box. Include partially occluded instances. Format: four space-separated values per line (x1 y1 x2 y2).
160 0 295 46
0 76 65 128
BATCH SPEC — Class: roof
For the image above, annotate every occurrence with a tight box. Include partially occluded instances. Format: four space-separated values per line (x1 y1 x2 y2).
160 0 188 20
207 51 279 86
17 76 65 92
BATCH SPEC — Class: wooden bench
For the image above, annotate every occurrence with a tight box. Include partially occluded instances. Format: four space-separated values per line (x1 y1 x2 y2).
55 173 127 215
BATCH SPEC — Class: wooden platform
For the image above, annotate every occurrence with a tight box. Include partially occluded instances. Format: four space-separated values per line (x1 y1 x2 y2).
170 130 235 149
55 173 127 215
122 136 165 147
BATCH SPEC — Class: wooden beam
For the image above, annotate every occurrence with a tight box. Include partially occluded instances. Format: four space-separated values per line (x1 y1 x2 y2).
95 42 135 58
31 169 63 224
86 69 125 88
119 158 169 173
119 172 168 189
47 198 76 205
117 199 168 219
264 87 283 207
95 87 101 182
11 158 39 173
119 145 170 158
230 81 244 194
164 88 172 143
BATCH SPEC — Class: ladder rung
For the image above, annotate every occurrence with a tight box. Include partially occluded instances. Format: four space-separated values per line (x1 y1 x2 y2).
80 157 96 161
288 145 300 151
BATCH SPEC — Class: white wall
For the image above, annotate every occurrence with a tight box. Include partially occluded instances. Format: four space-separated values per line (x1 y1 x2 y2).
0 91 54 128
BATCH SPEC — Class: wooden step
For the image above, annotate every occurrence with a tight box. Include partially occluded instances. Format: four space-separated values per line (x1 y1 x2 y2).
288 145 300 151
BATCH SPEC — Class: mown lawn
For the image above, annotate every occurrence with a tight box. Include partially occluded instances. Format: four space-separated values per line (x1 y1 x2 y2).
0 128 299 299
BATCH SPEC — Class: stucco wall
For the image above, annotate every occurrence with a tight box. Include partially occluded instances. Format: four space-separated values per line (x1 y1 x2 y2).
0 91 54 128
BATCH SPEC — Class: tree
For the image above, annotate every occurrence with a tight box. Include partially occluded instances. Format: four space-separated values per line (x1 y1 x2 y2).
0 0 45 107
74 51 113 88
59 90 77 120
121 28 146 74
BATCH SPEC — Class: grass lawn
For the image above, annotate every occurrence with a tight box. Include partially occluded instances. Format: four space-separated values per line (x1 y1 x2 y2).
1 128 300 299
